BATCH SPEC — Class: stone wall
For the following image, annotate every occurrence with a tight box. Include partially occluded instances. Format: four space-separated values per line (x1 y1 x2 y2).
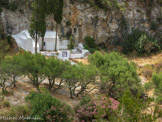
0 0 161 45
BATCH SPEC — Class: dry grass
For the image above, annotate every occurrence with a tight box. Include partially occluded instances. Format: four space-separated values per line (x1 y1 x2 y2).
129 52 162 67
71 58 89 65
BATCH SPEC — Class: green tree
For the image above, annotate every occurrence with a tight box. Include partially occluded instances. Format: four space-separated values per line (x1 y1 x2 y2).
29 0 47 53
43 58 70 91
0 56 22 93
63 63 98 98
54 0 64 51
38 0 47 51
47 0 64 51
89 51 142 98
19 52 46 90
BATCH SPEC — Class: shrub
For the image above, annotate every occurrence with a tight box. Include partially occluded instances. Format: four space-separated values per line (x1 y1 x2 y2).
89 51 142 98
117 89 157 122
0 40 10 61
68 36 74 49
141 65 154 79
150 21 158 31
2 99 10 107
152 72 162 104
26 92 74 122
0 0 9 8
7 1 18 11
154 61 162 73
11 105 30 117
83 36 99 53
144 82 154 91
0 7 2 13
123 29 161 55
84 36 96 48
75 96 97 121
75 95 120 121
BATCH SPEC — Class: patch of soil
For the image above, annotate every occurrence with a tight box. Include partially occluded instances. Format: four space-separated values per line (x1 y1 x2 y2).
129 52 162 67
71 58 89 65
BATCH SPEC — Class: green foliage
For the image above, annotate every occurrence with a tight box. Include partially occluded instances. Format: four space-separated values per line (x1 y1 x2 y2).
89 51 142 98
19 52 46 90
0 55 23 93
43 57 69 91
0 0 18 12
0 39 10 61
68 36 74 49
26 92 74 122
63 63 98 98
150 21 158 31
66 21 71 26
75 95 120 121
0 0 9 9
29 0 47 53
152 72 162 104
84 36 96 48
84 36 98 53
7 1 18 12
117 89 158 121
144 82 154 91
123 29 161 55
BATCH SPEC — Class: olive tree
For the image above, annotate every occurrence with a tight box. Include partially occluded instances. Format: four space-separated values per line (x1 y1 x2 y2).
0 56 22 93
63 63 98 99
89 51 142 99
19 52 46 90
43 57 70 91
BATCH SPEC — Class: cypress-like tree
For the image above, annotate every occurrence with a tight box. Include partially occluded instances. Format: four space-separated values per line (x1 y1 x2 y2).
38 0 47 51
54 0 64 51
29 0 47 53
47 0 64 51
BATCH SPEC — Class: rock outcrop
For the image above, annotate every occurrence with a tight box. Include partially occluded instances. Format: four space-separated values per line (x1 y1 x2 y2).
0 0 161 45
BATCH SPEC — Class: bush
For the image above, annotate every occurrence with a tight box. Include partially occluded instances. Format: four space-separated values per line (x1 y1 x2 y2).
141 65 153 79
75 95 120 121
68 36 74 49
7 1 18 11
144 82 154 91
117 89 157 122
123 29 161 55
89 51 142 98
84 36 98 53
152 72 162 104
84 36 97 48
26 92 74 122
75 96 97 121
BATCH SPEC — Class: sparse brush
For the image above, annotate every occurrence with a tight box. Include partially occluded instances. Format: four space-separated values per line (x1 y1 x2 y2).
2 99 10 108
144 82 154 91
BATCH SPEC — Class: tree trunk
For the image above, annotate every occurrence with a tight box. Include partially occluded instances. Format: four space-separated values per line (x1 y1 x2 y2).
13 76 16 87
36 77 39 91
42 36 44 51
35 32 38 53
69 88 73 99
55 24 58 51
2 87 5 94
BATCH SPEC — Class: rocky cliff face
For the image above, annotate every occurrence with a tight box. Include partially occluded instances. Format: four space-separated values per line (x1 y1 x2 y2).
0 0 161 45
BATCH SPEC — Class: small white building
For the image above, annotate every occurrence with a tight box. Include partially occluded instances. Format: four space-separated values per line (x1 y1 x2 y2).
12 30 69 53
